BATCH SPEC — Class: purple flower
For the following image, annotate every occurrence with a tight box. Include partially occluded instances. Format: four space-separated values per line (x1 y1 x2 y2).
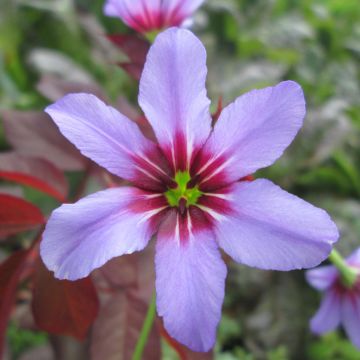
306 249 360 348
41 28 339 351
103 0 205 33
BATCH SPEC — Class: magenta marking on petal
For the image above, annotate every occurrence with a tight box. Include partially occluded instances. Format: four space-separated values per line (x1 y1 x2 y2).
198 193 234 217
139 0 153 29
175 131 189 171
128 190 169 213
188 206 214 234
130 146 174 192
164 2 186 27
157 205 214 247
153 9 166 29
127 189 170 233
162 131 201 174
332 273 360 299
120 2 148 32
139 0 164 31
170 0 199 26
159 209 190 245
191 148 233 191
130 6 165 32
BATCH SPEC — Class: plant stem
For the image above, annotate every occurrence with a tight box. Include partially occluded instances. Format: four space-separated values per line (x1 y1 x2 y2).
329 249 358 288
132 292 157 360
144 30 160 43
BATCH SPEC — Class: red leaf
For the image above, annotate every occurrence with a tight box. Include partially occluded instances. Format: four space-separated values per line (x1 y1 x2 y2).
115 97 155 141
96 255 138 290
115 96 140 122
91 244 159 359
212 97 223 124
37 75 107 102
160 323 214 360
135 244 156 303
186 347 214 360
0 250 30 359
0 194 44 237
107 34 149 64
1 110 85 171
91 291 161 360
118 63 144 81
32 260 99 340
94 244 156 302
0 152 68 202
107 34 150 81
17 345 54 360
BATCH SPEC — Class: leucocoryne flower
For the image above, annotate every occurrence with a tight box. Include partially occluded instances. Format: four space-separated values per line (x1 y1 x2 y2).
42 28 339 351
306 249 360 348
104 0 205 33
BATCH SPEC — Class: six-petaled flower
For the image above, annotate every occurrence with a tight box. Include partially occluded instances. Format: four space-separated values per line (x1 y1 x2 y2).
41 28 339 352
306 248 360 349
104 0 205 33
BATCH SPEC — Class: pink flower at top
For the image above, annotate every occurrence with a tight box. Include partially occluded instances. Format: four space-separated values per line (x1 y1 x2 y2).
104 0 205 33
306 249 360 348
41 28 339 352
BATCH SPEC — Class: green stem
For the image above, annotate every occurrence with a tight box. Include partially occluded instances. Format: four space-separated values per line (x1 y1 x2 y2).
144 30 161 43
328 249 358 288
132 292 157 360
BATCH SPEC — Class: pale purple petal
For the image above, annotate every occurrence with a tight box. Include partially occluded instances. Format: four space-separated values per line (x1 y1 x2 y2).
306 265 338 291
155 210 226 352
342 294 360 349
139 28 212 171
310 290 341 334
214 179 339 270
104 0 161 31
41 187 166 280
104 0 204 31
161 0 205 20
195 81 305 188
104 0 160 16
346 248 360 267
45 93 168 190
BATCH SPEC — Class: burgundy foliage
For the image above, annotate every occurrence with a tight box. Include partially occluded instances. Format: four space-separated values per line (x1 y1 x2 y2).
32 259 99 340
1 110 85 171
0 103 101 355
37 75 107 103
91 292 160 360
0 152 68 202
91 248 161 360
0 194 44 237
160 324 214 360
107 34 150 80
0 250 31 359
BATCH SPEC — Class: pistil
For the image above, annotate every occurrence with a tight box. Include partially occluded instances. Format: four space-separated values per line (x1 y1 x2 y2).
165 171 203 209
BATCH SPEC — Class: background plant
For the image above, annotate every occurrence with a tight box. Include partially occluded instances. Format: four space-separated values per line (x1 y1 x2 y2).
0 0 359 359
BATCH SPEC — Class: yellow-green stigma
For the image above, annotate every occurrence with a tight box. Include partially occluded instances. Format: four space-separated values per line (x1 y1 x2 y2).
165 171 203 208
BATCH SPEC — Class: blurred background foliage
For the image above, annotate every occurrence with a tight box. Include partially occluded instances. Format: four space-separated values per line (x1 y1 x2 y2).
0 0 359 359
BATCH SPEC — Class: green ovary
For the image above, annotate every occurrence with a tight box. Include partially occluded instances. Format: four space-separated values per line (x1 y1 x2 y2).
165 171 203 208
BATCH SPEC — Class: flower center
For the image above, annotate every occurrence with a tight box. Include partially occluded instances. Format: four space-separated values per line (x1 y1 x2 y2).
165 171 203 209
